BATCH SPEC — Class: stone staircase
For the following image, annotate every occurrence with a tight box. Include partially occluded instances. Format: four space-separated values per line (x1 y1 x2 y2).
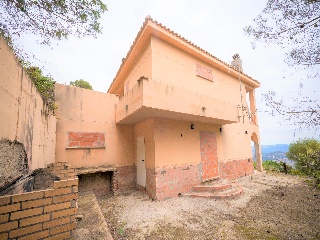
182 178 243 200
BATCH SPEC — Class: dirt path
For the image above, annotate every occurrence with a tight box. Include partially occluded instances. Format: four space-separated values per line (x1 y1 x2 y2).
94 173 320 239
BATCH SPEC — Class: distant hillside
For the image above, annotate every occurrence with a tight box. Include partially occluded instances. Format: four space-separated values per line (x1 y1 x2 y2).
261 144 289 154
252 144 294 166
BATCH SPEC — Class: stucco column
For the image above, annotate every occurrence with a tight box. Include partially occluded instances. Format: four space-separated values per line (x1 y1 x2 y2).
254 142 263 172
249 89 258 125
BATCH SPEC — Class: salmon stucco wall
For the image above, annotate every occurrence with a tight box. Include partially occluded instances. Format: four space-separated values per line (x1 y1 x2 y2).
150 35 261 171
55 84 135 168
0 36 56 171
123 43 152 96
151 117 256 180
151 36 241 105
152 118 253 168
154 118 204 167
218 122 259 162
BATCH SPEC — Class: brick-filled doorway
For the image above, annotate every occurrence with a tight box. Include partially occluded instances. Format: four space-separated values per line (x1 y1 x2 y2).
200 131 219 181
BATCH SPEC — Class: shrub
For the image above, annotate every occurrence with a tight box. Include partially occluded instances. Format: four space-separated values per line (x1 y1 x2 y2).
287 139 320 188
26 66 56 111
262 160 293 174
70 79 93 90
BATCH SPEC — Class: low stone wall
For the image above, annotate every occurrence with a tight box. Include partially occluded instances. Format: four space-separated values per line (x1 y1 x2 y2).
0 162 78 239
219 158 254 180
147 163 201 200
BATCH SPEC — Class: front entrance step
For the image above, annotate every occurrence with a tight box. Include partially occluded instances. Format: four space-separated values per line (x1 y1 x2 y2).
182 179 243 200
193 178 231 192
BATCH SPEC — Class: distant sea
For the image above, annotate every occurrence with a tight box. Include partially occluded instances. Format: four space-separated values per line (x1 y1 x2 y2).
252 144 295 167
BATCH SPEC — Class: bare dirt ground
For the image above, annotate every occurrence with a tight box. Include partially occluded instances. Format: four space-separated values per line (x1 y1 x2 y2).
84 172 320 240
76 191 113 240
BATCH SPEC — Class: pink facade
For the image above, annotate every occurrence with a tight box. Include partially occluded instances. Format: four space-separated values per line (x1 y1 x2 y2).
55 17 263 200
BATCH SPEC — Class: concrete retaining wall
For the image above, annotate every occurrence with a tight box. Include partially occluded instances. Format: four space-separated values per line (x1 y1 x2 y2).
0 36 56 175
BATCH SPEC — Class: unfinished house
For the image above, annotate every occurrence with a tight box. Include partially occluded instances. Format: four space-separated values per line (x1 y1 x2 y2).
0 16 263 238
54 16 263 200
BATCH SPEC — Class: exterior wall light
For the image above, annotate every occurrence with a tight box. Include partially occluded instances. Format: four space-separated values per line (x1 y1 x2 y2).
220 128 223 132
125 105 128 110
245 130 248 134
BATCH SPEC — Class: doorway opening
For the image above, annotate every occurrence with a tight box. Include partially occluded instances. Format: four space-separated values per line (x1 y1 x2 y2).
136 136 146 188
78 172 113 197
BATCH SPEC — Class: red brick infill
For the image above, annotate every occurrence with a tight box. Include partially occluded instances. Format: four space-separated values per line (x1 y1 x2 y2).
200 131 219 180
146 164 201 200
219 158 254 180
67 131 105 148
114 165 136 192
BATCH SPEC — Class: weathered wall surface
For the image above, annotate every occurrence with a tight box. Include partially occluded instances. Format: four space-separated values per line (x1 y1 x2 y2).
0 162 78 239
55 84 135 169
153 163 201 200
219 158 254 180
142 118 257 199
0 139 28 191
0 37 56 174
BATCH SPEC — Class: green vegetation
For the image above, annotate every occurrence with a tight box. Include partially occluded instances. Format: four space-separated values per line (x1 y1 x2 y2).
70 79 93 90
262 160 292 174
287 139 320 188
257 138 320 189
0 0 107 45
0 0 104 107
25 66 56 111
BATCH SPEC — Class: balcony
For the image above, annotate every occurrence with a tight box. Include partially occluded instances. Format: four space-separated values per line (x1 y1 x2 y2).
115 78 239 125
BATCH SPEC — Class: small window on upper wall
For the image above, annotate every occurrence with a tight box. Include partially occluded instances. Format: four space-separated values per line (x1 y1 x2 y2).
196 63 213 81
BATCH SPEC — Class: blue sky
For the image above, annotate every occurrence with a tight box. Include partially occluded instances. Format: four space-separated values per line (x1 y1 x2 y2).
16 0 319 145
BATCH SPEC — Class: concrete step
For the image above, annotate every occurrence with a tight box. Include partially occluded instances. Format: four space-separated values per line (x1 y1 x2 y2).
193 178 232 192
183 182 243 200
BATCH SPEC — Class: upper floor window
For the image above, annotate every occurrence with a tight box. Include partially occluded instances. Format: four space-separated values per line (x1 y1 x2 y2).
196 63 213 81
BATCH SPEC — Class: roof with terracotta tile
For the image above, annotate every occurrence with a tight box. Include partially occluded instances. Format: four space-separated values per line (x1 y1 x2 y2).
108 16 260 94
